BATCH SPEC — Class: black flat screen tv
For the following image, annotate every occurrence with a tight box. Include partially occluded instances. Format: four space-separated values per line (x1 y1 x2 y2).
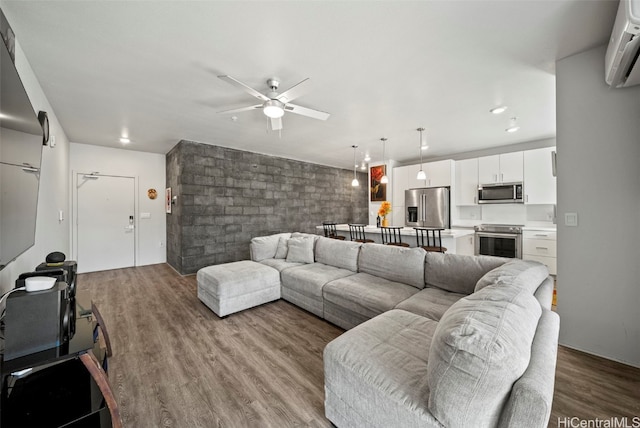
0 9 44 270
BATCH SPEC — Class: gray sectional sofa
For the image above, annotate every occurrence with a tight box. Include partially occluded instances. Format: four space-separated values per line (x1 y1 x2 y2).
214 232 560 427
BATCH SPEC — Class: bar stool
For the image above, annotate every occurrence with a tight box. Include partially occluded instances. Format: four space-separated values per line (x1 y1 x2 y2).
381 226 409 247
323 221 345 240
348 224 374 243
414 227 447 253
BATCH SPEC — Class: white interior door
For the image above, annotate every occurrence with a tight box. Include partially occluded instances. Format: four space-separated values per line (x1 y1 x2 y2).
75 173 135 273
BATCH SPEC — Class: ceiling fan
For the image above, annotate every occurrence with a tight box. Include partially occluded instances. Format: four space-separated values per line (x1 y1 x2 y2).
217 75 330 131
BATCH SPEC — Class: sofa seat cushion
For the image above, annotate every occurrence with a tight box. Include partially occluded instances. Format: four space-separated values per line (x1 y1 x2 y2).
427 281 543 427
358 244 426 289
323 273 419 321
395 287 466 321
315 237 361 272
258 258 304 272
475 259 549 293
324 309 442 427
282 263 356 298
425 252 507 294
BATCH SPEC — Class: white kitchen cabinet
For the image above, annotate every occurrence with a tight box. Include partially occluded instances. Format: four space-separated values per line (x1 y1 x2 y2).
523 230 557 275
524 147 557 204
455 158 478 205
424 159 453 188
392 204 405 226
392 165 410 208
478 152 523 184
455 234 475 256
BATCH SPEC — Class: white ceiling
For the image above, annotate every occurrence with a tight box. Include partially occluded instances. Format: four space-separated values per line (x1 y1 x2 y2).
1 0 618 169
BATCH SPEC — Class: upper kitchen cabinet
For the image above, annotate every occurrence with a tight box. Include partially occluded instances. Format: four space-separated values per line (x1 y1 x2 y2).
392 165 410 208
424 159 454 188
478 152 523 184
524 147 557 204
455 158 478 205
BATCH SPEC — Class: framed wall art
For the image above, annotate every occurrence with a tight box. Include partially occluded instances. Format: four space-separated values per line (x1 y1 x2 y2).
370 165 386 202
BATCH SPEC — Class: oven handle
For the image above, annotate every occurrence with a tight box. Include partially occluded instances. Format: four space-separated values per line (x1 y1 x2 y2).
475 232 520 239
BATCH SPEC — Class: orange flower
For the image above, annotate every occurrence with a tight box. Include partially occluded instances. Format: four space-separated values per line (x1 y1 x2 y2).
378 201 392 217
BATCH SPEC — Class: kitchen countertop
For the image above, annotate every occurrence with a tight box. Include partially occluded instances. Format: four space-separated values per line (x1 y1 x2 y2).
317 224 475 238
451 221 556 232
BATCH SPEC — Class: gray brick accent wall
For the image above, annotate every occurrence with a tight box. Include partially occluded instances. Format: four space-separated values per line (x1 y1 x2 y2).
166 140 368 274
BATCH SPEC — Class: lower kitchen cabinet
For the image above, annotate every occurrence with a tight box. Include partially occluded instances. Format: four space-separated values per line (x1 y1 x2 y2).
522 230 557 275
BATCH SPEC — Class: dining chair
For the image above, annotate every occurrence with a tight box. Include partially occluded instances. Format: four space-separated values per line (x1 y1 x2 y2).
348 224 374 243
322 221 345 240
380 226 409 247
414 227 447 253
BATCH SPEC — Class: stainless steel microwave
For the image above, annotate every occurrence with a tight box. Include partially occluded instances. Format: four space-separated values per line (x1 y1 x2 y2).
477 182 523 204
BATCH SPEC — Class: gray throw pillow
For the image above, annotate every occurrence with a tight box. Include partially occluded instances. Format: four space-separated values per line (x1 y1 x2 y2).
274 237 289 259
286 237 315 264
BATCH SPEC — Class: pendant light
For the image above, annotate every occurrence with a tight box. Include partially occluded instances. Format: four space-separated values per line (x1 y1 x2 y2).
416 127 427 180
351 145 360 187
380 138 389 184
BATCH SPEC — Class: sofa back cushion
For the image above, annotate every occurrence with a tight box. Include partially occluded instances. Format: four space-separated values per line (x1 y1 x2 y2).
475 259 549 294
250 233 292 262
427 283 542 427
315 237 362 272
425 253 507 295
358 244 426 289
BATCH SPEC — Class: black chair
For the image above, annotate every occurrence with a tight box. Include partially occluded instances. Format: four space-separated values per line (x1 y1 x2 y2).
414 227 447 253
322 222 345 240
380 226 409 247
348 224 374 243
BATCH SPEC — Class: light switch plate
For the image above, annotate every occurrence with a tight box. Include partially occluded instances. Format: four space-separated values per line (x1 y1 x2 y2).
565 212 578 227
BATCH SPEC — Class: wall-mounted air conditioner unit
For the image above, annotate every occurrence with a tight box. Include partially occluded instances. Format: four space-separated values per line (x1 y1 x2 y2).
605 0 640 88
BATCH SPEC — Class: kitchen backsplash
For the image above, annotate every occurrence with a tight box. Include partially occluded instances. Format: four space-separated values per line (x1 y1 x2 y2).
455 204 555 225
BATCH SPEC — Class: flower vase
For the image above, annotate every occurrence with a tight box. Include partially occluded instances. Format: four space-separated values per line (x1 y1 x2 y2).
382 217 389 227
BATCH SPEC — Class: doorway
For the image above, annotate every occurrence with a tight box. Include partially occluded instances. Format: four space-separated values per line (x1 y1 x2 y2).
73 172 136 273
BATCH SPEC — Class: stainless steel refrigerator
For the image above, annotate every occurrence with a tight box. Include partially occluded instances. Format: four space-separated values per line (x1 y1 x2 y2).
404 187 450 228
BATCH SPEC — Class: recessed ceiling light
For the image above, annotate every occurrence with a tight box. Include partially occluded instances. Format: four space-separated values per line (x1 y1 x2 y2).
421 145 429 151
119 137 130 144
505 117 520 133
490 106 508 115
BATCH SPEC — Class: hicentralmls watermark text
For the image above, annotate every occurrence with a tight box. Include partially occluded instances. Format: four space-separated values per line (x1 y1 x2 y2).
558 417 640 428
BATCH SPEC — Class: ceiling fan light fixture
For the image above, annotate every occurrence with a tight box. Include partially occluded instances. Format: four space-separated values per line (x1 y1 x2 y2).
263 100 285 118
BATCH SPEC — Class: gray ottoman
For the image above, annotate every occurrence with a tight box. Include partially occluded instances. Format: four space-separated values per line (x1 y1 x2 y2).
197 260 281 317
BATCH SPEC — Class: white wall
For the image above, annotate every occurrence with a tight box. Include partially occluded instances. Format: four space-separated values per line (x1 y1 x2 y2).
0 38 71 294
556 45 640 367
70 143 166 267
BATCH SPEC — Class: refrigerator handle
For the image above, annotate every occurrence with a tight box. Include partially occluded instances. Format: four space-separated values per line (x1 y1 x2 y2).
421 194 426 222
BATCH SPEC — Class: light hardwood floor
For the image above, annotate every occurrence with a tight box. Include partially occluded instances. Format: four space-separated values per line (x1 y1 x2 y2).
78 264 640 428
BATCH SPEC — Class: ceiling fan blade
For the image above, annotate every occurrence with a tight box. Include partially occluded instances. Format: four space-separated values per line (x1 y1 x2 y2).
217 104 262 114
270 117 283 131
218 75 270 102
275 78 310 103
284 103 330 121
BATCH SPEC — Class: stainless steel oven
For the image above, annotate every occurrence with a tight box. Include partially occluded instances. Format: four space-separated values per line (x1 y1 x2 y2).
474 224 523 259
